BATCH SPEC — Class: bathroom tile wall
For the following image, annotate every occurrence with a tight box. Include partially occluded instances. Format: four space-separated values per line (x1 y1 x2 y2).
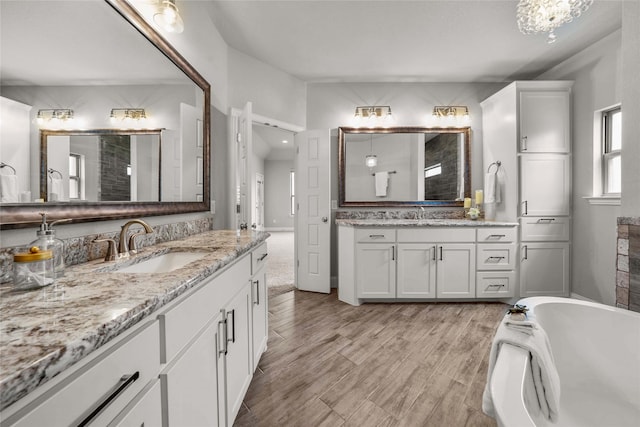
0 217 214 284
616 217 640 312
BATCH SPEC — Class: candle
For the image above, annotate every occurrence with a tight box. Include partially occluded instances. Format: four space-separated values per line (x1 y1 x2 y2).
475 190 483 205
464 198 471 209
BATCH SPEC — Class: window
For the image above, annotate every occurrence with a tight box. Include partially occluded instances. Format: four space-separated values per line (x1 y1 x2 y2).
602 107 621 194
425 163 442 178
69 153 81 199
290 170 295 216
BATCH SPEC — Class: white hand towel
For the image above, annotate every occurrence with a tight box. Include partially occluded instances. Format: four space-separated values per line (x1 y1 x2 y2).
484 172 501 204
0 174 19 203
49 177 65 201
375 171 389 197
482 315 560 423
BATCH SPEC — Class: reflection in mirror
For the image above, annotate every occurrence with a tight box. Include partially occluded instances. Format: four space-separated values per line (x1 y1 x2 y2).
0 0 211 229
339 127 470 207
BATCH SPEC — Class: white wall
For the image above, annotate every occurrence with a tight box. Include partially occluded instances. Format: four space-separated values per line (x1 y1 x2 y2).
264 159 294 230
538 30 622 304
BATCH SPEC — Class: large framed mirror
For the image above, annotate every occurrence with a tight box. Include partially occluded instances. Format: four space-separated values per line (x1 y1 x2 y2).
339 127 471 207
0 0 210 229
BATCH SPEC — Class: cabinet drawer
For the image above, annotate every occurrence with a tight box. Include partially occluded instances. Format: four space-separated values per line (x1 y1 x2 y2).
108 379 162 427
521 217 569 241
160 255 251 363
477 227 517 243
397 227 475 243
13 322 160 427
477 243 516 270
476 272 515 297
251 242 268 275
355 228 396 243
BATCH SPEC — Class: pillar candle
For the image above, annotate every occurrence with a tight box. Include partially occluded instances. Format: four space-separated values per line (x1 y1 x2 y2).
475 190 483 205
464 198 471 208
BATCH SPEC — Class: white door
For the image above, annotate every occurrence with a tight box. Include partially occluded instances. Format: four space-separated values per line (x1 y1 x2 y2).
254 173 264 230
520 242 570 297
519 91 570 153
356 243 396 298
295 130 331 293
520 154 570 216
397 243 436 298
436 243 476 299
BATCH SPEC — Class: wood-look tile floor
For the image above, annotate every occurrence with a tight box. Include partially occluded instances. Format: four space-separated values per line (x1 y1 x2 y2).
234 289 507 427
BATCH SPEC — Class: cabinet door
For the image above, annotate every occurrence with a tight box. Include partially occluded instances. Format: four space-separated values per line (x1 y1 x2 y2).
225 285 253 424
520 243 570 297
520 154 570 216
251 268 268 371
161 315 221 427
519 91 570 153
356 243 396 298
397 243 436 298
108 380 162 427
436 243 476 299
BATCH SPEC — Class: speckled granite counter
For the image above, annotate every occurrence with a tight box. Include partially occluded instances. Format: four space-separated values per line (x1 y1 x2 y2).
336 218 519 227
0 229 268 410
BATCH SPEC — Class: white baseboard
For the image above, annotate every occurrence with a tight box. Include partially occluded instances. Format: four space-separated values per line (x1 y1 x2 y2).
570 292 596 302
264 227 294 232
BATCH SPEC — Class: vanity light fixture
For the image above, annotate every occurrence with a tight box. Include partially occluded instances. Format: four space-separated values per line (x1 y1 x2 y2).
516 0 593 43
431 106 470 127
154 0 184 34
354 106 393 128
36 109 74 125
110 108 147 123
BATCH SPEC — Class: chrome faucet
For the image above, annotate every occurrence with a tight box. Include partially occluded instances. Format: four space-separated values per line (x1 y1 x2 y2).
419 207 425 219
119 219 154 256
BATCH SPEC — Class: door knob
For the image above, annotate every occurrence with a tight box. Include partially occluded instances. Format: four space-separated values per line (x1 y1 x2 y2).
322 216 328 223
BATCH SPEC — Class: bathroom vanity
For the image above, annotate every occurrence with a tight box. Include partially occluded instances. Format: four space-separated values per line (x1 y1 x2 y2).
0 230 268 427
337 219 518 306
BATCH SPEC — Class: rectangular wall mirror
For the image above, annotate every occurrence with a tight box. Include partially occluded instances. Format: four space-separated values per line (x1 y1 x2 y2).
0 0 210 229
338 127 471 207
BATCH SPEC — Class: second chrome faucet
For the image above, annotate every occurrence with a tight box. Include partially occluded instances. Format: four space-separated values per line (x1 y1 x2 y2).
93 219 154 261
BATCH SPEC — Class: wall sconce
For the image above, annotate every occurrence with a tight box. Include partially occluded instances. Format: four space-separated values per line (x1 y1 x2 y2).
431 106 470 127
154 0 184 34
354 105 394 128
36 109 74 125
110 108 147 123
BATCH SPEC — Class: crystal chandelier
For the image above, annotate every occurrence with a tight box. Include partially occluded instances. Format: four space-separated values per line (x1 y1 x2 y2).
516 0 593 43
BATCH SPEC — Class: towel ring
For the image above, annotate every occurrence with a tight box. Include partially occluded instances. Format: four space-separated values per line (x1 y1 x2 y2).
0 162 17 175
487 161 502 174
48 168 63 179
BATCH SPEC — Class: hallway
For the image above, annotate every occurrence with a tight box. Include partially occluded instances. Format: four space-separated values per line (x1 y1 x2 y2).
266 231 295 296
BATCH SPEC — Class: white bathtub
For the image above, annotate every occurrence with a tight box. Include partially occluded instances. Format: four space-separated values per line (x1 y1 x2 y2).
488 296 640 427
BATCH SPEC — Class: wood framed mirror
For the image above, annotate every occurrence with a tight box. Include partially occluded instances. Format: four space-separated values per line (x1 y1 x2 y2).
0 0 210 229
338 127 471 207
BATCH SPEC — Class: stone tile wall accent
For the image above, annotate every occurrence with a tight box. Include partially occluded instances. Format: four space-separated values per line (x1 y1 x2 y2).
424 133 459 200
0 216 214 284
616 217 640 312
335 209 465 220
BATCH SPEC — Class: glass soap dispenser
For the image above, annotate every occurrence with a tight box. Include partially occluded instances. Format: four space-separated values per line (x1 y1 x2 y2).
30 213 68 279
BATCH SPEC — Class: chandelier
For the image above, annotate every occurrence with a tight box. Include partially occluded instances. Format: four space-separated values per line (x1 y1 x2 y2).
516 0 593 43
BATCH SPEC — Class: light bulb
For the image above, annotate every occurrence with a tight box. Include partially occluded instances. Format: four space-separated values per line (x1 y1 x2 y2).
154 0 184 33
365 155 377 168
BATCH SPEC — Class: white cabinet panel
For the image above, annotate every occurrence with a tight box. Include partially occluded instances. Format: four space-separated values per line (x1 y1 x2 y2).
520 217 570 241
519 91 570 153
436 244 476 299
108 379 162 427
477 243 516 270
477 227 517 243
397 243 436 298
476 271 516 298
520 243 570 296
397 227 474 243
355 228 396 243
251 268 268 371
520 154 570 216
356 244 395 298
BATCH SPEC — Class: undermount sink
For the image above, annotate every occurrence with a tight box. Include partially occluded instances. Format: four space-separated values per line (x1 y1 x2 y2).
115 252 207 274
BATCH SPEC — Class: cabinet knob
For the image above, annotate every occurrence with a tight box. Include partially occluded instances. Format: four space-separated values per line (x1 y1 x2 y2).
322 217 328 223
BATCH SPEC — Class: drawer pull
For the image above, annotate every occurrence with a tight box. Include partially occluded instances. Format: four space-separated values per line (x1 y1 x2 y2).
257 253 268 261
368 234 386 238
522 245 528 260
537 218 556 223
218 309 227 356
432 245 437 261
486 284 506 290
76 371 140 426
522 200 528 216
391 245 395 261
254 280 260 305
227 309 236 344
439 246 443 261
487 234 506 240
487 256 505 261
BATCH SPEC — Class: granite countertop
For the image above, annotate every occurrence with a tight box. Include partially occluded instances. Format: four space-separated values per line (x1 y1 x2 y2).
335 218 519 227
0 229 269 411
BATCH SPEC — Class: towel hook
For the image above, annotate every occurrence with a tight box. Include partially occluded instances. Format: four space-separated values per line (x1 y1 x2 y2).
0 162 17 175
487 161 502 174
47 168 63 179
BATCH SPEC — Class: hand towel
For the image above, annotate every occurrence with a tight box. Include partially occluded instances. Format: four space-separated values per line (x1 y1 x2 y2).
482 315 560 423
0 174 19 203
484 172 501 204
375 171 389 197
49 177 65 201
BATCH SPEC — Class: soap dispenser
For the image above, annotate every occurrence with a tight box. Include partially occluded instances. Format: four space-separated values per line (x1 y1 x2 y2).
30 213 68 278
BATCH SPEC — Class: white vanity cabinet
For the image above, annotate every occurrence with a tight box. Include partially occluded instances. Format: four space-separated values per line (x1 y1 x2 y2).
482 81 572 298
250 243 269 370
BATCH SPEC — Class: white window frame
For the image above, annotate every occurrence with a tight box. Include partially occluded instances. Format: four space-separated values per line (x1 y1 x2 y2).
586 104 621 205
602 106 621 195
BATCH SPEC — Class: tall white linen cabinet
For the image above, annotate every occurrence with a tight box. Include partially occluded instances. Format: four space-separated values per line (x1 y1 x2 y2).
481 81 573 297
